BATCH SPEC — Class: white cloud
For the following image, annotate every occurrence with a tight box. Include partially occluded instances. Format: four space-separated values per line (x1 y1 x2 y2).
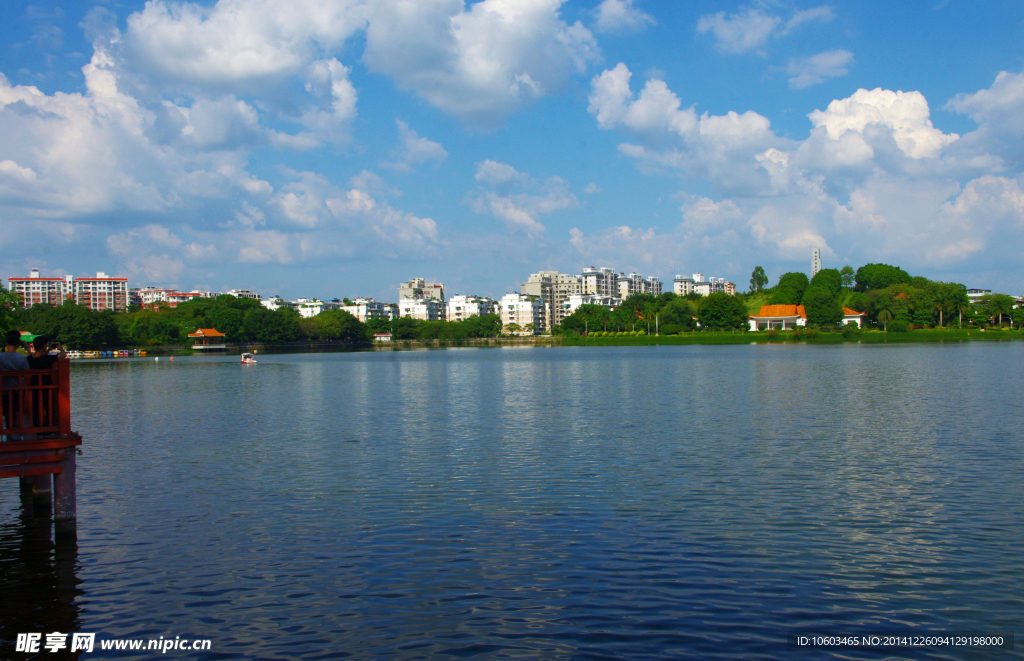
385 120 448 172
475 160 531 187
471 161 577 236
808 87 958 159
787 49 853 89
696 5 833 54
584 183 602 194
593 0 655 34
362 0 599 127
588 63 782 192
587 64 1024 271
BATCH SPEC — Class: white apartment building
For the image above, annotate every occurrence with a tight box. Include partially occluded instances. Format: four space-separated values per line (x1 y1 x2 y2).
129 287 175 308
673 275 695 296
341 298 397 322
562 294 621 316
73 272 129 312
498 293 545 335
262 297 298 311
693 277 735 297
581 267 618 297
399 297 444 321
521 270 582 331
617 272 662 299
228 289 261 301
296 298 340 318
7 270 73 308
399 278 445 302
447 295 497 322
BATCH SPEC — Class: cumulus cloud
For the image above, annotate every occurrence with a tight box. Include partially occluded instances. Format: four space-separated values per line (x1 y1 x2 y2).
787 49 853 89
471 161 577 236
593 0 655 34
363 0 599 128
808 87 958 159
587 63 1024 271
385 120 448 172
588 63 783 192
697 5 833 54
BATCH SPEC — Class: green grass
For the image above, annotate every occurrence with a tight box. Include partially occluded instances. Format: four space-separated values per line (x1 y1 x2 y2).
561 327 1024 347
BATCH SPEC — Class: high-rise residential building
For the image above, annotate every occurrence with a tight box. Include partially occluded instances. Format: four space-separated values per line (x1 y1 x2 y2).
673 275 695 296
812 249 822 278
521 270 582 331
581 267 618 297
616 272 662 299
399 278 445 302
7 270 73 308
447 295 497 322
399 297 444 321
73 272 129 312
498 293 545 335
341 298 397 322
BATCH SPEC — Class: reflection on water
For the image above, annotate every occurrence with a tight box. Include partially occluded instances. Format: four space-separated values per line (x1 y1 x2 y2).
0 488 82 659
1 344 1023 660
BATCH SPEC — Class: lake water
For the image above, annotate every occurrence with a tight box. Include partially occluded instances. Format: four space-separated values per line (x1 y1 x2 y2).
2 344 1023 660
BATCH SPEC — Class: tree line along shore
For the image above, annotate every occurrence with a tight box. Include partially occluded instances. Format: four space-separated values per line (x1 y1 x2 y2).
1 263 1020 352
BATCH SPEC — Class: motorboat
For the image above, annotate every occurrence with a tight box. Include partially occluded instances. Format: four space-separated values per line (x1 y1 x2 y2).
241 353 257 365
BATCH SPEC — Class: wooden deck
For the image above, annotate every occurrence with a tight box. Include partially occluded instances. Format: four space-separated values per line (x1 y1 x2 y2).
1 360 82 532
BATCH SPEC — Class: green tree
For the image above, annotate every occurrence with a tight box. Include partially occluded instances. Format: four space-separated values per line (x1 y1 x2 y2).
749 266 768 294
877 308 893 332
769 272 809 304
854 263 912 291
840 265 855 288
560 304 612 335
804 289 844 326
657 298 697 331
698 292 748 330
985 294 1015 328
0 287 22 334
807 268 842 297
298 309 368 343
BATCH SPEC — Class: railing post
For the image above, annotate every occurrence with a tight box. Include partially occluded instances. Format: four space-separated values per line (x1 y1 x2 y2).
57 359 71 439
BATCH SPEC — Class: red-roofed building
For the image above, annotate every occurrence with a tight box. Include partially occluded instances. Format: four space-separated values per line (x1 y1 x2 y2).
188 328 227 350
748 305 807 331
842 308 867 327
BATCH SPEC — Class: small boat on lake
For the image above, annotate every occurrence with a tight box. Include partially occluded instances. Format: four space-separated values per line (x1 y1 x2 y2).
241 353 257 365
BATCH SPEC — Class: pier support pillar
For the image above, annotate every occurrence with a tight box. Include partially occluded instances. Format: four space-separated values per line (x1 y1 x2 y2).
32 473 52 499
53 449 76 535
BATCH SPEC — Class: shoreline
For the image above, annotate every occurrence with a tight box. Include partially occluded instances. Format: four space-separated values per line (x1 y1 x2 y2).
80 328 1024 357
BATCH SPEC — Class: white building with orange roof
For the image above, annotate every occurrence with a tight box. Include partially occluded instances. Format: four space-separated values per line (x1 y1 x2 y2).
748 305 808 331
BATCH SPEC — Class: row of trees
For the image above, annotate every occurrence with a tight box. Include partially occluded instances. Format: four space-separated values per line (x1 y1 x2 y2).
558 291 749 334
751 262 1022 330
2 294 508 349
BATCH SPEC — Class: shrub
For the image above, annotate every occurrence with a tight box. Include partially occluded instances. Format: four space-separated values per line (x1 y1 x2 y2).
888 319 909 332
659 323 682 335
842 323 860 340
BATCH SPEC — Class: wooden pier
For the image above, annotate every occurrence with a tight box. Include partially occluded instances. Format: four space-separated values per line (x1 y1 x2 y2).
1 360 81 534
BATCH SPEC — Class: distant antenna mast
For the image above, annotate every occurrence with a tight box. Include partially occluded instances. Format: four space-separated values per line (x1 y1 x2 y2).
811 248 822 278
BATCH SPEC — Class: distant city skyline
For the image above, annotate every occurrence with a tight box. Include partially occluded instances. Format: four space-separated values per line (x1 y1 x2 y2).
2 1 1023 299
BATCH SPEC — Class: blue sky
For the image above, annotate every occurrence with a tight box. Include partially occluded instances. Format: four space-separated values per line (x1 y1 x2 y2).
2 0 1023 301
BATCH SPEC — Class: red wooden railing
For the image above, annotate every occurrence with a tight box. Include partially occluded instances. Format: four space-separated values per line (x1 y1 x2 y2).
0 360 72 439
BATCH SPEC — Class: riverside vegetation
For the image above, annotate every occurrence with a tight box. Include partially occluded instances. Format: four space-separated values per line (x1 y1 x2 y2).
0 262 1019 350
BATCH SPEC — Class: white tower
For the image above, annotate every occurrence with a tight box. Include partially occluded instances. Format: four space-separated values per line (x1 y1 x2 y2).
811 249 822 278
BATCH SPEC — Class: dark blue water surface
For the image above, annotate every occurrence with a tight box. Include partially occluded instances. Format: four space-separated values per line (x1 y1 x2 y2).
2 344 1023 660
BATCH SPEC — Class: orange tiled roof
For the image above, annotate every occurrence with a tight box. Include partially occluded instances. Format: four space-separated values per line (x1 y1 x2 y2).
842 308 866 315
752 304 806 318
188 328 226 337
